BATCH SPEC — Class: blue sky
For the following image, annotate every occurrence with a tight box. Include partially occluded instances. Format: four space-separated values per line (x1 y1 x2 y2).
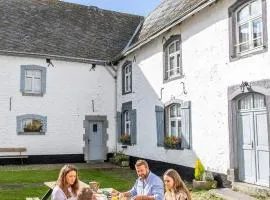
62 0 161 16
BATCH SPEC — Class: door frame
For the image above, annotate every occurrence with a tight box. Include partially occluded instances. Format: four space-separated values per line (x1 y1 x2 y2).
228 79 270 187
83 115 108 162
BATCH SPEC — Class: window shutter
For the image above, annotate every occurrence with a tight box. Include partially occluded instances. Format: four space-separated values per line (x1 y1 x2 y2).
41 68 47 95
181 101 191 149
20 66 25 92
116 112 121 142
164 48 168 80
130 109 137 145
155 106 164 146
165 106 169 136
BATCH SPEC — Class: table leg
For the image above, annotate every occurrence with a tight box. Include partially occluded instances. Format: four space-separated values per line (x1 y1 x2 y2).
41 188 52 200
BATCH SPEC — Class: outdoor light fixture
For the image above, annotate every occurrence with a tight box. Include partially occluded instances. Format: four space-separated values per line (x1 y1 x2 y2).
89 63 96 71
46 58 54 67
240 81 251 93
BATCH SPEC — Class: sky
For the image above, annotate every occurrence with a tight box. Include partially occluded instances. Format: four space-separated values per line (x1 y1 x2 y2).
62 0 162 16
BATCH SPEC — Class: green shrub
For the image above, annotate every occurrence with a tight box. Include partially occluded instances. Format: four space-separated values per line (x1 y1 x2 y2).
113 153 129 164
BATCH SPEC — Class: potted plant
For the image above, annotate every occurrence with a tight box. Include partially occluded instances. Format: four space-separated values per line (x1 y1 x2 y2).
120 134 131 145
192 159 217 189
112 152 129 167
164 136 181 149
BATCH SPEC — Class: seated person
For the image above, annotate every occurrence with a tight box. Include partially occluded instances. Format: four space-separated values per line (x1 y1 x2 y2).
120 160 164 200
51 164 79 200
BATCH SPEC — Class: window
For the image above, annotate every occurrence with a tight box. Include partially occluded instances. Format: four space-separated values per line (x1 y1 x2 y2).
116 101 137 145
124 110 131 135
20 65 47 96
229 0 267 59
155 100 191 149
168 104 181 137
17 114 47 135
122 61 132 95
163 35 182 82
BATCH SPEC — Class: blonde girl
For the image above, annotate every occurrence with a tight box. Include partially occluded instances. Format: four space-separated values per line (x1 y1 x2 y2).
52 164 80 200
163 169 192 200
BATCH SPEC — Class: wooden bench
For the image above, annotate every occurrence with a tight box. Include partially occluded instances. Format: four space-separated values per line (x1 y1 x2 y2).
0 147 28 164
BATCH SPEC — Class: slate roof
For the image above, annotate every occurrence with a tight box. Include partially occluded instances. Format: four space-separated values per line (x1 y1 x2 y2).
127 0 215 53
0 0 143 62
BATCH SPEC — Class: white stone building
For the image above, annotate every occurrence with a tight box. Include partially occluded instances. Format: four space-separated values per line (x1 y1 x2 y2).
1 0 269 188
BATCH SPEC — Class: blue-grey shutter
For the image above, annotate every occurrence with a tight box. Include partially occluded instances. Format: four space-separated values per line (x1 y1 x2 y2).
41 68 47 95
155 106 164 146
181 101 191 149
116 112 121 142
130 109 137 145
20 66 26 92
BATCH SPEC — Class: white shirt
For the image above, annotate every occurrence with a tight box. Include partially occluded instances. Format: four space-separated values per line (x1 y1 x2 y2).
51 185 77 200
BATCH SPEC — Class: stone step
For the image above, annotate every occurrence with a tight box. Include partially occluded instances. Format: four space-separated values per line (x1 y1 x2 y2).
210 188 256 200
232 182 270 198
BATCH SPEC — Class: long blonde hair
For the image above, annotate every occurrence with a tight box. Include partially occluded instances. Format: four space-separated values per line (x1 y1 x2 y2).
57 164 79 198
163 169 192 200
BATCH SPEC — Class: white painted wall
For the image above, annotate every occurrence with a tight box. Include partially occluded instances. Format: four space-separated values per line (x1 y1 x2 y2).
0 55 116 155
117 0 270 174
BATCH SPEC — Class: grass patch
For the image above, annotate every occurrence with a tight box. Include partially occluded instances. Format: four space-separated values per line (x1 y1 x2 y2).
0 164 222 200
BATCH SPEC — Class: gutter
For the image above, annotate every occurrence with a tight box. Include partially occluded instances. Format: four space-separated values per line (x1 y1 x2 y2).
122 0 217 57
0 50 112 66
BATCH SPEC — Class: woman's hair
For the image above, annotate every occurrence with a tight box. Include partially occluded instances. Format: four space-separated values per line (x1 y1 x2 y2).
57 164 79 198
77 187 94 200
163 169 192 200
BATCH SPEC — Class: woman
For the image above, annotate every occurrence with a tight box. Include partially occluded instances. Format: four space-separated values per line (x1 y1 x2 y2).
163 169 192 200
51 164 80 200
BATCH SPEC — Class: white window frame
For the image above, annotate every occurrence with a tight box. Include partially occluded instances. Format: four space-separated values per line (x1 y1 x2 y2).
235 0 263 55
124 110 131 135
124 64 131 93
167 40 181 79
25 69 42 94
168 104 181 137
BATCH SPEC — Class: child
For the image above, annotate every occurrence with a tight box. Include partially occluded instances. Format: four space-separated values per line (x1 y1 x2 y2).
77 187 96 200
51 164 79 200
163 169 192 200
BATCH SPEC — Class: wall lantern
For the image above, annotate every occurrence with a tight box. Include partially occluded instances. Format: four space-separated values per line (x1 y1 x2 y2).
46 58 54 67
240 81 251 93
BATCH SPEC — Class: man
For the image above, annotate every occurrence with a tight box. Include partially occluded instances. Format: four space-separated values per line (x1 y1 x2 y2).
121 160 164 200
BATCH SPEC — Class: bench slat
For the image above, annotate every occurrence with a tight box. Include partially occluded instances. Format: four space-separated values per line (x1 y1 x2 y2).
26 197 40 200
0 147 27 152
0 155 28 158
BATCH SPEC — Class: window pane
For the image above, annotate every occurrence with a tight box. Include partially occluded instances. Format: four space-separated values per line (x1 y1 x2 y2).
170 121 177 136
26 70 33 76
125 76 129 91
251 0 262 17
176 41 180 51
34 70 41 78
239 23 249 52
23 119 42 132
253 19 262 47
237 5 249 22
178 120 181 137
176 54 180 74
170 105 176 117
25 77 32 91
34 78 41 92
238 94 253 110
169 56 174 69
253 93 265 108
177 104 181 117
169 43 175 54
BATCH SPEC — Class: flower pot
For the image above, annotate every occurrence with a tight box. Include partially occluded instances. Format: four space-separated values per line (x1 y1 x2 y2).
192 179 217 190
121 161 129 167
